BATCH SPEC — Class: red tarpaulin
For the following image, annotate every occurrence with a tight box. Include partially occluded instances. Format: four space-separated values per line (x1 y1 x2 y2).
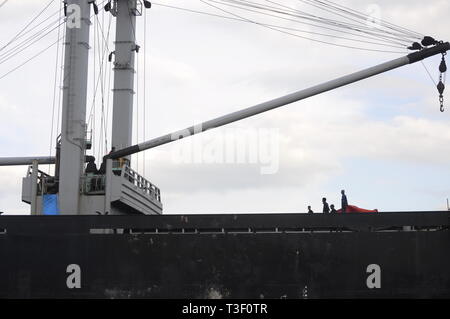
337 205 378 213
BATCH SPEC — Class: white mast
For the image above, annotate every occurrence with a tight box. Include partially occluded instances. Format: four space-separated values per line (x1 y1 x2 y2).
58 0 92 214
110 0 140 159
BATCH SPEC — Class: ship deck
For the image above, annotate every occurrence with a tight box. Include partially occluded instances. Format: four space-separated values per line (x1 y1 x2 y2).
0 211 448 234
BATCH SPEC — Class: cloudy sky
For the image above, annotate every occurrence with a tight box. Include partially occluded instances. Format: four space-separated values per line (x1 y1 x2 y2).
0 0 449 215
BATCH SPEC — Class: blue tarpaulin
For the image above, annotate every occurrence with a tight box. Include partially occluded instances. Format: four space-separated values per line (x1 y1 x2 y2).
42 194 59 215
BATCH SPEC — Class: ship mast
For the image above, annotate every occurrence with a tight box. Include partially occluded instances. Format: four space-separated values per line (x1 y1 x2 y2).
110 0 141 160
58 0 92 214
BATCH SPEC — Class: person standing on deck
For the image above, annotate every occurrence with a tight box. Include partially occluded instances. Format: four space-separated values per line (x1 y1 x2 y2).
322 197 330 213
341 190 348 213
308 206 314 214
330 204 337 213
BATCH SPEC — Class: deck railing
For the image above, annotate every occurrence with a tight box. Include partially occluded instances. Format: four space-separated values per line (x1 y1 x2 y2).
83 163 161 203
122 165 161 202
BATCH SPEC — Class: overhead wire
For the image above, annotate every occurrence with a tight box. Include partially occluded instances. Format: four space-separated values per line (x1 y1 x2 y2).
293 0 417 41
0 0 71 63
91 4 113 159
0 18 65 65
0 0 56 53
0 0 109 79
216 0 412 41
152 2 407 49
262 0 413 45
48 0 63 175
95 12 107 160
240 0 411 40
206 0 412 46
1 14 62 49
143 5 148 177
104 14 114 156
202 0 411 46
85 6 113 160
0 38 62 80
98 9 107 158
55 13 67 146
3 0 109 52
421 61 437 86
92 14 97 158
136 35 140 173
200 0 407 53
84 6 114 158
314 0 423 39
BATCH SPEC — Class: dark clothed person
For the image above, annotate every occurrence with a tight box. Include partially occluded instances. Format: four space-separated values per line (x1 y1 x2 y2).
307 206 314 214
85 161 98 174
98 159 106 175
330 204 337 213
322 197 330 213
341 190 348 213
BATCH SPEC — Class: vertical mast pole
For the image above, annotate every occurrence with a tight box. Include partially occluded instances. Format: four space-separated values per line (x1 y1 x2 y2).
111 0 139 161
59 0 92 214
30 160 39 215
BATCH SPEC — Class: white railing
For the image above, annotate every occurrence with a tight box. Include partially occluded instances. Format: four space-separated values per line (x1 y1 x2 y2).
83 163 161 203
122 165 161 203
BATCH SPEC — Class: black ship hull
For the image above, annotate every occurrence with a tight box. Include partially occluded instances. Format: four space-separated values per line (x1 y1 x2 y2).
0 212 449 298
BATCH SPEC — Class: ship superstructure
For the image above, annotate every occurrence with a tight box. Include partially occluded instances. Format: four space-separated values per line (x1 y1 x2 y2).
10 0 162 216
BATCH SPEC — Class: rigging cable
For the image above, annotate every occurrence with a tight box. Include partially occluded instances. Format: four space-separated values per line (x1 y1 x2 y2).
314 0 423 39
152 2 406 49
86 13 113 160
421 61 437 86
294 0 418 41
143 6 147 176
202 0 410 46
0 0 55 53
200 0 406 53
136 36 140 173
99 9 106 158
126 0 139 170
92 15 97 158
1 15 63 53
0 19 65 65
0 0 109 81
207 0 412 45
56 21 67 146
104 13 113 156
0 38 61 80
243 0 412 39
212 0 413 43
95 14 105 159
48 0 63 174
263 0 413 45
